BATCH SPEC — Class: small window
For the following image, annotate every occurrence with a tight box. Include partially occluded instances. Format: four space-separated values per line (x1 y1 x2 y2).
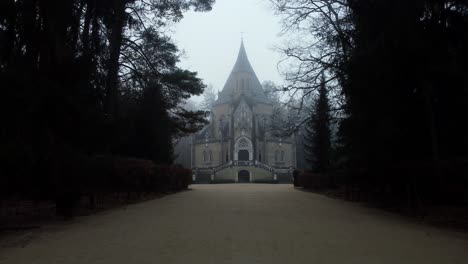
259 152 262 162
209 150 213 161
226 153 229 162
275 150 279 161
203 151 207 162
281 151 285 161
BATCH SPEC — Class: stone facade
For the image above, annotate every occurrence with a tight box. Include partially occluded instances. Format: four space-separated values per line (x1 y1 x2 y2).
191 41 296 182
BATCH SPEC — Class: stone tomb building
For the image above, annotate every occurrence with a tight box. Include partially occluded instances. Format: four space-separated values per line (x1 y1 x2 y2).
191 41 296 183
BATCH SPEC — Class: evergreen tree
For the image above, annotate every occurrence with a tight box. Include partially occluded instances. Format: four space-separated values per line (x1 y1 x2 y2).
0 0 213 198
199 84 217 111
118 27 208 163
304 75 331 173
273 0 468 205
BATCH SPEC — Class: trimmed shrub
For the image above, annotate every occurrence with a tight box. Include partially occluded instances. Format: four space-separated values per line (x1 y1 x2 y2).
52 155 193 216
298 171 329 190
293 170 301 187
83 156 191 194
210 179 236 184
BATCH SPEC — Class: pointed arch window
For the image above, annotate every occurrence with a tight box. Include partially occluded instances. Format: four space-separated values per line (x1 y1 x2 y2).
203 151 207 162
209 150 213 161
238 138 250 149
275 150 279 161
281 151 285 162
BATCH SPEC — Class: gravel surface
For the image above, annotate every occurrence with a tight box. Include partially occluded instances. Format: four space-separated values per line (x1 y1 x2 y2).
1 184 468 264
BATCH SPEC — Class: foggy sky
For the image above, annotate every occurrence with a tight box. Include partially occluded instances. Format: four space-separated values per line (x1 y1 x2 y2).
172 0 283 102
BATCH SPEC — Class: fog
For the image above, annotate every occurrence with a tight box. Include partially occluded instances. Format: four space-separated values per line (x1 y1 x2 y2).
172 0 284 102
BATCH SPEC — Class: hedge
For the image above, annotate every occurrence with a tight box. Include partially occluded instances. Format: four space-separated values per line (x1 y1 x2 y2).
54 155 192 216
294 171 329 190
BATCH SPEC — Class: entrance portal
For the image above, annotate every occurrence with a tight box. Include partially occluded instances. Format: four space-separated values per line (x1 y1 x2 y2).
238 170 250 183
238 150 249 161
234 137 253 162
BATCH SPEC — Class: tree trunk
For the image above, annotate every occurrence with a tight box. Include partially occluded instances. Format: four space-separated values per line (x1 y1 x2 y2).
81 0 94 53
104 0 127 119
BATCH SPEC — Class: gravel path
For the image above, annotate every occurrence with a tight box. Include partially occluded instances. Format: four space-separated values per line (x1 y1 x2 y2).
1 184 468 264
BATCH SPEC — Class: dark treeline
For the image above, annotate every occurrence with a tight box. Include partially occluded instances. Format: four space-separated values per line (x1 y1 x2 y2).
0 0 213 215
273 1 468 208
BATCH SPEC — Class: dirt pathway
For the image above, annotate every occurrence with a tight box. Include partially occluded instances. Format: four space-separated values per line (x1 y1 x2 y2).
1 184 468 264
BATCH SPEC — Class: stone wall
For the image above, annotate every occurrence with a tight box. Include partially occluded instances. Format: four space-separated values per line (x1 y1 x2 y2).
265 141 295 168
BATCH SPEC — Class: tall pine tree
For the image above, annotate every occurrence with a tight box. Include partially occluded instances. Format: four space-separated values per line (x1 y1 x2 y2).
304 75 331 173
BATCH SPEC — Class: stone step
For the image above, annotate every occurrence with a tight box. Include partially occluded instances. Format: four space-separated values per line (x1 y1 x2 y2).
276 173 293 183
215 166 274 183
194 172 212 184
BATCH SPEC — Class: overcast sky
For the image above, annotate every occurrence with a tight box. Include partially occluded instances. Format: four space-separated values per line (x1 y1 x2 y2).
172 0 284 102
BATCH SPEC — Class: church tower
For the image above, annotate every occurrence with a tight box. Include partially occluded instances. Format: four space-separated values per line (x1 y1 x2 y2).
216 40 269 103
191 40 296 183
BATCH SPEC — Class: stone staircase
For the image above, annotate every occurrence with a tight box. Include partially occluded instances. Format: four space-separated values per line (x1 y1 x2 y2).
193 161 293 184
215 166 273 182
274 168 293 183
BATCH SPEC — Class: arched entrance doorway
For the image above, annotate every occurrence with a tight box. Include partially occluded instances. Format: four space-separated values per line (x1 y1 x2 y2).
238 150 249 161
234 137 253 163
238 170 250 183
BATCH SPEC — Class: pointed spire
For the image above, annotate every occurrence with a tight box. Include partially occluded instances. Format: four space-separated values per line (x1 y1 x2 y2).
232 39 255 74
215 38 270 105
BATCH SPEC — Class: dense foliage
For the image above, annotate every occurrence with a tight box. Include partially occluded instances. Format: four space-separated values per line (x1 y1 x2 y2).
304 75 331 173
0 0 213 209
273 0 468 206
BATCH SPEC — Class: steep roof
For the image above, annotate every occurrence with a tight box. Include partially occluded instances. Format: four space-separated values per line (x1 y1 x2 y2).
214 40 271 105
232 40 255 74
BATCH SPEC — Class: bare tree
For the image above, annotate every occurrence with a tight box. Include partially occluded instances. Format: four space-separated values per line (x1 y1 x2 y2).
270 0 352 117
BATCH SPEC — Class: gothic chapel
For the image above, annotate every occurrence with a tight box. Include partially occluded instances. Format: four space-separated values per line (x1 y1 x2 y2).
192 40 296 183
